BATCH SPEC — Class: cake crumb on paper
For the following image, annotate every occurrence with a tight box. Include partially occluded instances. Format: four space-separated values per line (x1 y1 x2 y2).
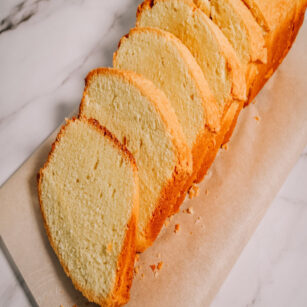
222 143 228 151
185 207 194 214
174 224 180 233
254 116 260 122
135 253 140 262
188 184 199 199
157 261 163 271
134 266 140 274
150 264 156 272
205 189 209 196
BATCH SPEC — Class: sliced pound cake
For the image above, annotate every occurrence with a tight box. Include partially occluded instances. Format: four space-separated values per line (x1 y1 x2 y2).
136 1 246 181
137 0 246 106
240 0 306 103
113 27 220 197
79 68 192 252
195 0 267 100
195 0 267 65
38 117 139 306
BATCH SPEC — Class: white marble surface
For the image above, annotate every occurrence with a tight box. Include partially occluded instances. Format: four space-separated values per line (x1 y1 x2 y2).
0 1 306 306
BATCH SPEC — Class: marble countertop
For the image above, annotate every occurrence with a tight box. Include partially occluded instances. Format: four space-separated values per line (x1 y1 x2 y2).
0 1 306 306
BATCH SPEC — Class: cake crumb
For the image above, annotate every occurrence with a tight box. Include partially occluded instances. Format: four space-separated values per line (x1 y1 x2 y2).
188 184 199 199
190 231 193 235
134 266 140 274
107 242 112 252
135 254 140 262
222 143 228 151
174 224 180 233
150 264 156 272
185 207 194 214
254 116 260 122
141 273 144 279
157 261 163 271
164 219 170 227
205 189 209 196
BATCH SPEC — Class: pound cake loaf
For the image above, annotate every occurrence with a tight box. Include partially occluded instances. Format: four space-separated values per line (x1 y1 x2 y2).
38 117 139 306
136 0 246 181
79 68 192 252
113 27 220 207
240 0 306 103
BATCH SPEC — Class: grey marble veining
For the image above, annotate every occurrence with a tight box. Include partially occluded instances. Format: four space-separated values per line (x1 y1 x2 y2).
0 1 306 306
0 0 140 185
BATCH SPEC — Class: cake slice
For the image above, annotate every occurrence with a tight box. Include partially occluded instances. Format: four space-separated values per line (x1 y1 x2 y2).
79 68 192 251
38 117 139 306
136 1 246 181
113 27 220 190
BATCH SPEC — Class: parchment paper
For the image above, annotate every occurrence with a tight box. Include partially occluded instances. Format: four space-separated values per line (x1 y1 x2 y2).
0 21 306 307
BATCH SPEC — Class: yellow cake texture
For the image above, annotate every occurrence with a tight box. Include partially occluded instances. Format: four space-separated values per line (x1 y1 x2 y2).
113 27 220 201
38 117 139 306
136 0 246 181
195 0 267 98
79 68 192 251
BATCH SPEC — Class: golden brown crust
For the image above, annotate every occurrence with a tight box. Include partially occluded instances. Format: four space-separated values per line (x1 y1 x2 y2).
195 101 240 183
108 211 137 306
172 101 239 208
79 67 192 252
37 117 139 306
171 125 220 214
241 0 300 32
222 99 245 144
246 3 306 104
137 156 191 251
